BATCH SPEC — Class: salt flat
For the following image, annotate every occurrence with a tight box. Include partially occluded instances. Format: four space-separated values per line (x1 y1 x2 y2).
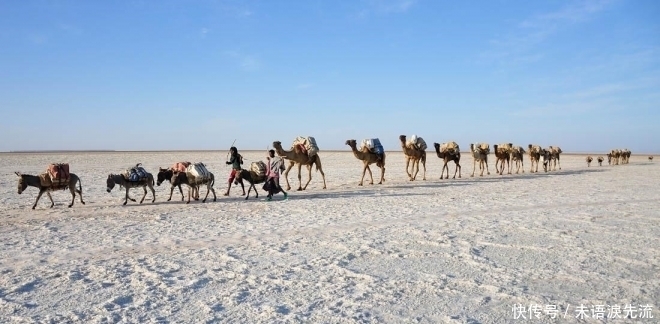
0 151 658 323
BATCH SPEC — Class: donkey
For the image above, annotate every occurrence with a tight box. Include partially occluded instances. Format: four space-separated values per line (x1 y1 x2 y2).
15 172 85 209
156 168 200 202
234 169 267 200
160 170 216 204
106 173 156 205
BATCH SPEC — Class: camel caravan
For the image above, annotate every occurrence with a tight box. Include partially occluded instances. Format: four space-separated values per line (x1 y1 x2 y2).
13 135 645 209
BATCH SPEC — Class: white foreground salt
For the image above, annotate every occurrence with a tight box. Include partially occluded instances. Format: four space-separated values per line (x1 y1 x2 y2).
0 151 658 323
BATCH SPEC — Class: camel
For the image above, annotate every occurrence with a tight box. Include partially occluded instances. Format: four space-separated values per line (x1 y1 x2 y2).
470 143 490 177
272 141 327 191
650 156 654 161
345 139 386 185
548 146 562 171
233 169 267 200
586 156 593 167
528 144 543 173
433 142 461 179
622 149 631 164
106 173 156 205
541 149 552 172
15 172 85 209
607 153 612 165
156 168 215 203
597 156 604 166
509 146 525 174
493 143 513 175
610 149 621 165
156 168 199 201
399 135 426 181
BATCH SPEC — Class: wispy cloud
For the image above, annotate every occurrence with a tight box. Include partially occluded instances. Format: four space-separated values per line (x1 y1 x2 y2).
225 51 262 72
355 0 417 18
200 27 209 38
296 83 313 90
481 0 615 65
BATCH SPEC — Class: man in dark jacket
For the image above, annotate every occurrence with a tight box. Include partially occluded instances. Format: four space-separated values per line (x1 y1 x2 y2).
224 146 245 196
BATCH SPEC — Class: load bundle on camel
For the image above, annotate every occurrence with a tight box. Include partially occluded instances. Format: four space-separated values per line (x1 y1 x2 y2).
438 142 459 154
360 138 385 155
406 135 427 151
39 163 71 188
171 162 191 173
292 136 319 157
250 161 267 177
186 162 211 181
123 163 150 182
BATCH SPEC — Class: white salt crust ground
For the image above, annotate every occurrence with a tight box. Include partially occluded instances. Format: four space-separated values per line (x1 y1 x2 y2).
0 151 658 323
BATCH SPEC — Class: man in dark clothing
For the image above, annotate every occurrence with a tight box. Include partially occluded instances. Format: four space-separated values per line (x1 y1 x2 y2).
224 146 245 196
264 149 287 201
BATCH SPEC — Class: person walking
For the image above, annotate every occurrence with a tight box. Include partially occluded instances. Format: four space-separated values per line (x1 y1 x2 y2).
265 149 287 201
224 146 245 196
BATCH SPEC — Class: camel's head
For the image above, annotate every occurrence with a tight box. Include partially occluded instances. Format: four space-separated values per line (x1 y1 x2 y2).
15 172 26 194
399 135 407 143
433 142 440 151
345 139 357 147
106 174 116 193
156 167 171 186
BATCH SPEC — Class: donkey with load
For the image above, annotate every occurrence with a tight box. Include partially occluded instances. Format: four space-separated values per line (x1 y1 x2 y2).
106 163 156 205
15 163 85 209
157 162 216 203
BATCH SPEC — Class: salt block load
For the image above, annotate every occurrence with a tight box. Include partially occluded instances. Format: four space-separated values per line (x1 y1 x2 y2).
361 138 384 155
187 162 211 180
251 161 267 177
292 136 319 156
39 163 70 187
440 142 459 153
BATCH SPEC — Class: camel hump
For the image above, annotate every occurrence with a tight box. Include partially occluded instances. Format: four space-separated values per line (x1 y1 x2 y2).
293 136 319 157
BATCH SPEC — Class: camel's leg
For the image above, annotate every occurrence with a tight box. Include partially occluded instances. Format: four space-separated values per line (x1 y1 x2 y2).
453 162 460 179
48 191 56 208
379 165 385 184
359 164 368 186
471 158 476 177
495 159 500 174
405 158 413 180
507 158 511 174
283 162 294 191
485 158 490 175
366 165 374 185
421 160 426 180
295 163 304 191
302 164 313 190
557 156 561 170
203 184 211 203
411 160 419 181
318 166 327 189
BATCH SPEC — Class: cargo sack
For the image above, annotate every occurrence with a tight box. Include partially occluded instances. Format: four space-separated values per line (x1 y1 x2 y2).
251 161 267 176
292 136 320 157
171 162 191 173
125 164 149 182
440 142 459 153
361 138 384 155
407 136 427 151
187 162 210 180
39 173 53 187
47 163 70 184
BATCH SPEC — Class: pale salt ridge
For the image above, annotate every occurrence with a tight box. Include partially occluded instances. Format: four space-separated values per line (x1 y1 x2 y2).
0 151 658 323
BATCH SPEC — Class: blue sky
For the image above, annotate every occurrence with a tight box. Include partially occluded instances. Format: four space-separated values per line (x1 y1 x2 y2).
1 0 658 152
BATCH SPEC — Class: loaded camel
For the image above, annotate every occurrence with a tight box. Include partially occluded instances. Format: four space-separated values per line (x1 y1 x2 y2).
586 156 593 167
510 146 525 174
607 153 612 165
433 142 461 179
541 149 552 172
622 149 631 164
610 149 621 165
470 143 490 177
15 172 85 209
272 141 327 191
597 156 604 166
399 135 426 181
106 172 156 205
345 139 386 185
493 143 513 175
528 145 543 173
548 146 562 171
